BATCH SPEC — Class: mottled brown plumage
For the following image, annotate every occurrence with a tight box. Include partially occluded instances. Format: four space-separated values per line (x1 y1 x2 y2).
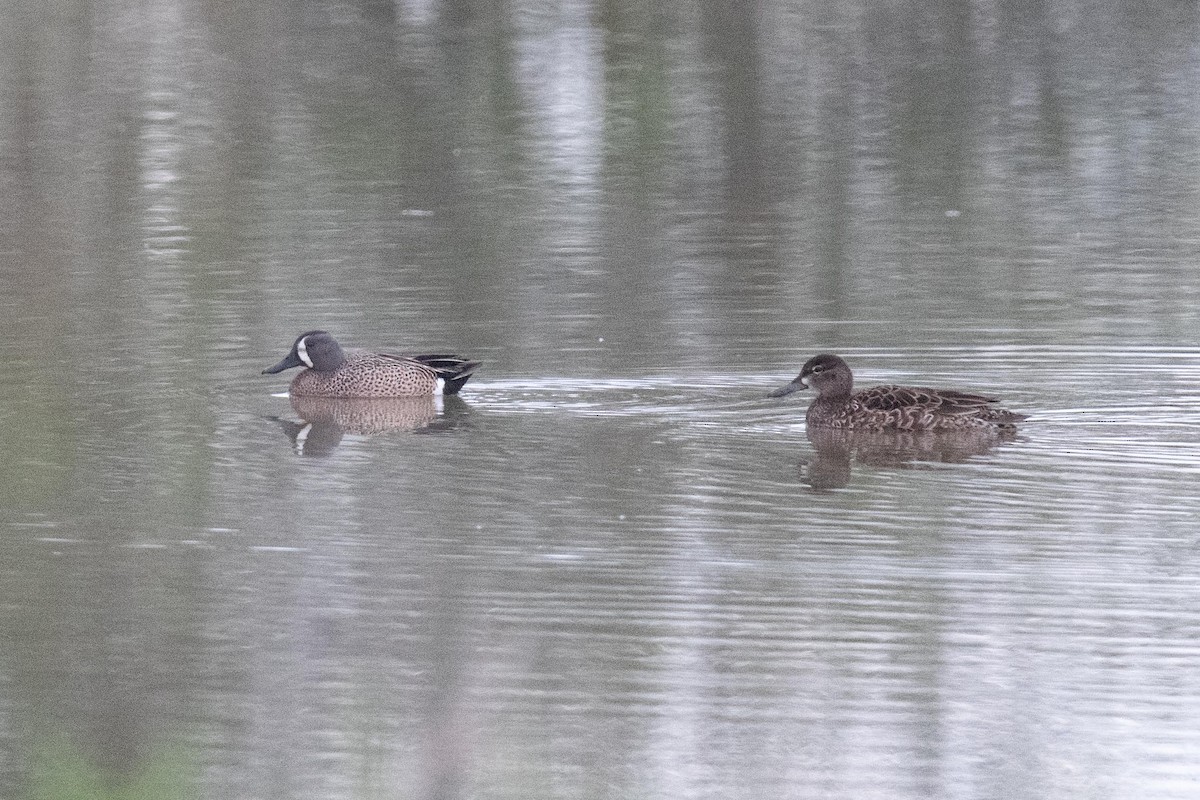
769 354 1027 431
263 331 480 398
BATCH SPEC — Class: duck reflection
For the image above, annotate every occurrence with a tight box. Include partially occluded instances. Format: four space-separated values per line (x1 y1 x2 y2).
801 425 1019 490
273 395 469 456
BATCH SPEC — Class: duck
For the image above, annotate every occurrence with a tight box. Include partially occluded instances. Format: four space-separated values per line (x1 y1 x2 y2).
263 330 480 398
769 353 1026 431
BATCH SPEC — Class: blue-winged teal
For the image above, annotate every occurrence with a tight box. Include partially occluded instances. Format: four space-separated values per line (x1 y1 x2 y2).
263 331 480 398
769 354 1027 431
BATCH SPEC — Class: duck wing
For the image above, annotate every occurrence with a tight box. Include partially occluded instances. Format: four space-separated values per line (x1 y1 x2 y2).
362 351 437 375
374 352 458 370
854 385 1000 416
377 351 482 393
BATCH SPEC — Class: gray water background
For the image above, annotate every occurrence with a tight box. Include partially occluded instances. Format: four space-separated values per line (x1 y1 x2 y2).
2 2 1200 798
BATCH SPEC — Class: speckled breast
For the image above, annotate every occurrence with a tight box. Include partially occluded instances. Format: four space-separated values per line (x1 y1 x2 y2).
289 354 438 398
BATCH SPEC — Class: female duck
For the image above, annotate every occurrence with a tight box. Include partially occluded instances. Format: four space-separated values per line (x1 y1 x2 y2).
263 330 480 398
769 354 1026 431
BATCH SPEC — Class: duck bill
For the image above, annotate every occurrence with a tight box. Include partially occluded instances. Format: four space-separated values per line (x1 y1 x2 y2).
767 380 807 398
262 352 304 374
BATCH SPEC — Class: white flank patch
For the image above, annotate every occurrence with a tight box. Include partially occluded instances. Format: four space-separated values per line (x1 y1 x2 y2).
434 377 445 395
297 336 314 368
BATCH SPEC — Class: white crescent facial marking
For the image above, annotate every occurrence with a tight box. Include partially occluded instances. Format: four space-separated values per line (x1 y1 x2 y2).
297 336 314 368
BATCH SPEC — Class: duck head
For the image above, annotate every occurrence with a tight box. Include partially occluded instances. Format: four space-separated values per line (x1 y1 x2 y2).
768 353 853 399
263 331 347 374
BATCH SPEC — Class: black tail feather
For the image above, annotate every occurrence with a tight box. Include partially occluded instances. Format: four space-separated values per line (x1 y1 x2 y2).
411 354 481 395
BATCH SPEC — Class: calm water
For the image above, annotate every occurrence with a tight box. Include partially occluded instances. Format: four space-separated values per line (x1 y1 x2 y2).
3 1 1200 799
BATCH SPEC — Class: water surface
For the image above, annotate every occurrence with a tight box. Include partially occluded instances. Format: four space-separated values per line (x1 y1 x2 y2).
2 2 1200 799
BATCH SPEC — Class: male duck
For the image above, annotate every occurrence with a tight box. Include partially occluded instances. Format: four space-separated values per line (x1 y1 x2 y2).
769 353 1026 431
263 330 480 398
